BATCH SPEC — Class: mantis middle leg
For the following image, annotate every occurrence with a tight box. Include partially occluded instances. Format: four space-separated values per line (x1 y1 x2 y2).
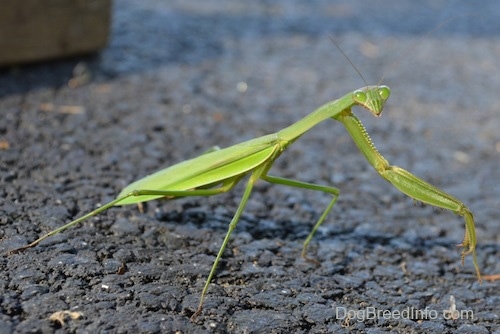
192 168 341 318
262 175 340 263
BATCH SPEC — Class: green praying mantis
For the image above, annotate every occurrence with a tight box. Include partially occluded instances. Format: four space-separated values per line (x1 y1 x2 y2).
9 75 481 320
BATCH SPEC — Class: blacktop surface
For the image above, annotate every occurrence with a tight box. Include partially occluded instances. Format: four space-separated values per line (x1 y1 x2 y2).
1 0 499 333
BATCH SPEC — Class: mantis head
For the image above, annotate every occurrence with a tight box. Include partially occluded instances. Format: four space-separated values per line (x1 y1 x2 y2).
352 85 390 117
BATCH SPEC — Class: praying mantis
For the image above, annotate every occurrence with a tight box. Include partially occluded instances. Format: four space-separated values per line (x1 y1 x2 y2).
9 82 481 320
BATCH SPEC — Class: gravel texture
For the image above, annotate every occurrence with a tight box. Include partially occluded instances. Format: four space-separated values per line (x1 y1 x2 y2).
1 1 499 333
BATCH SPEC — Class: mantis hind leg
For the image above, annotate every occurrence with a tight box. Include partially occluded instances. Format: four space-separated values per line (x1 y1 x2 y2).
261 175 340 264
8 176 244 255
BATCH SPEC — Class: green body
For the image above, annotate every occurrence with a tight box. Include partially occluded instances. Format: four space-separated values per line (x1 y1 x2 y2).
10 85 480 320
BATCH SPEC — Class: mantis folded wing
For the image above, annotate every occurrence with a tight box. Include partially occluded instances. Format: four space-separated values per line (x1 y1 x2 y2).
8 85 481 320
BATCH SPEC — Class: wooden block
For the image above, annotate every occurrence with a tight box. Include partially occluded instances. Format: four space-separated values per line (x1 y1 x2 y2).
0 0 111 66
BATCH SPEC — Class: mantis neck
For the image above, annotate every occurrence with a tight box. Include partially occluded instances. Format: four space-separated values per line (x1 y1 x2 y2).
277 93 355 142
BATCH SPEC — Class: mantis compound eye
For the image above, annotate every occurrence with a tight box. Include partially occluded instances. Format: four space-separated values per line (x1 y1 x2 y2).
378 86 391 100
353 90 367 104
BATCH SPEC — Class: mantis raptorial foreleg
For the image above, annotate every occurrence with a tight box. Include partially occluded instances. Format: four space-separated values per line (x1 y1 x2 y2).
336 109 480 278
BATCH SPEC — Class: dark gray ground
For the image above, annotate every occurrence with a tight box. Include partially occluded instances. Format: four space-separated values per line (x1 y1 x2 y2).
1 1 499 333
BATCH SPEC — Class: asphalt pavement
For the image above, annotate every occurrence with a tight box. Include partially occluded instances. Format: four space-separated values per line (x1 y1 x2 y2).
1 1 499 333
